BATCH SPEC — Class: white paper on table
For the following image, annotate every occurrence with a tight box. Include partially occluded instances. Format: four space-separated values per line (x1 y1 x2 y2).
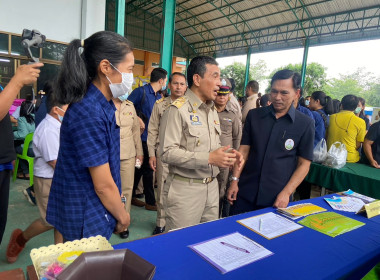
237 212 303 239
324 196 365 212
188 232 273 274
343 189 376 204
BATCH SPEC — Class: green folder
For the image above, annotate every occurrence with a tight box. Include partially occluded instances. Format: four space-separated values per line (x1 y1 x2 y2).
298 212 365 237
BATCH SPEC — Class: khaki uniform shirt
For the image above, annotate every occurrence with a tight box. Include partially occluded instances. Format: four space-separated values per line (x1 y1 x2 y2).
217 104 242 150
242 94 259 124
147 96 172 157
226 94 242 121
115 100 143 160
159 88 221 179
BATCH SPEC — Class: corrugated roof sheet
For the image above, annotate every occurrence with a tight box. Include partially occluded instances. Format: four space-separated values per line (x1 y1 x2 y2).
112 0 380 58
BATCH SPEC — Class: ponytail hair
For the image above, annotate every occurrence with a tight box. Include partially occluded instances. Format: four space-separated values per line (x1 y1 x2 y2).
20 101 35 124
55 31 133 104
311 91 334 115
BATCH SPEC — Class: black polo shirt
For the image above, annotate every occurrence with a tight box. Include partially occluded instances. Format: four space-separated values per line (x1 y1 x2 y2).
365 121 380 163
233 105 314 213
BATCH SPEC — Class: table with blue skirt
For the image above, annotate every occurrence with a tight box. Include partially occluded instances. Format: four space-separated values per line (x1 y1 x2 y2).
305 162 380 199
114 195 380 280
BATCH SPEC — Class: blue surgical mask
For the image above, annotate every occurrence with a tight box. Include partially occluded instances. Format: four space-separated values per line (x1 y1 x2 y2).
305 100 310 106
162 85 167 91
56 106 66 123
118 93 129 101
354 107 361 114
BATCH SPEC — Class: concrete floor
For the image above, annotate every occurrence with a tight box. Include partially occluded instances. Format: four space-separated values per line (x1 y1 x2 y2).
0 178 156 275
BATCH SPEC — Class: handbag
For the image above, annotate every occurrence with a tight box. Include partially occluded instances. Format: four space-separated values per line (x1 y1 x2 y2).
323 141 347 169
313 138 327 163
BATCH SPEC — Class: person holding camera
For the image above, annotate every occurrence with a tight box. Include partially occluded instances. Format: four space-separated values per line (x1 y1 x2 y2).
46 31 132 241
0 63 43 245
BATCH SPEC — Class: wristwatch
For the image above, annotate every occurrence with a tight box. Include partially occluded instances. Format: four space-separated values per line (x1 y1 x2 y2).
229 176 239 182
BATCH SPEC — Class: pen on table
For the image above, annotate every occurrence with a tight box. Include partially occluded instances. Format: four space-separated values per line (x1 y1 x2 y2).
220 242 250 253
259 218 263 231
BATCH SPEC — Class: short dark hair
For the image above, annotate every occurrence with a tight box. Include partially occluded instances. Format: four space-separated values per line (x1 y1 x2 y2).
46 80 67 113
169 72 186 83
238 96 247 106
358 97 366 107
246 80 259 93
47 94 66 113
259 94 271 107
187 56 218 88
341 94 359 111
150 67 168 83
271 69 301 91
56 31 133 104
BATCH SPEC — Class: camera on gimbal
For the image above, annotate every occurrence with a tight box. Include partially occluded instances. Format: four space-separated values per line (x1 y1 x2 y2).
21 29 46 63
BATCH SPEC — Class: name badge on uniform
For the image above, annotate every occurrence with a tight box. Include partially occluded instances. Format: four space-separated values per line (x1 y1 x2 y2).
190 115 202 125
285 139 294 150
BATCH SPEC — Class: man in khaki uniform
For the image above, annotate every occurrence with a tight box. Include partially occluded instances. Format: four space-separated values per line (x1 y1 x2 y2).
225 78 242 121
214 84 242 217
242 80 260 124
148 72 187 235
114 97 143 239
159 56 243 231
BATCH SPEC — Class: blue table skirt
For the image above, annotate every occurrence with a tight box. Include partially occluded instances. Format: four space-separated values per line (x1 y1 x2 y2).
114 195 380 280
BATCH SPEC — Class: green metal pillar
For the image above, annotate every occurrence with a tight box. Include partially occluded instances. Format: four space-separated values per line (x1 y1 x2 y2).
244 48 251 90
115 0 125 36
301 38 309 89
185 57 190 77
159 0 176 74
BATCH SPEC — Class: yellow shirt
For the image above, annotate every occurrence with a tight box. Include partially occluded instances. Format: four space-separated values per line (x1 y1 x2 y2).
327 111 366 163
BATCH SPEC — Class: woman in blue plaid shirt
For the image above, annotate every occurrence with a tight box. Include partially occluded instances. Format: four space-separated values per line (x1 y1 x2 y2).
46 31 133 241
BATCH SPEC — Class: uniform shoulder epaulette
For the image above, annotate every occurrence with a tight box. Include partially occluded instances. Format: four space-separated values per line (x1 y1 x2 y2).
155 98 164 104
171 96 187 109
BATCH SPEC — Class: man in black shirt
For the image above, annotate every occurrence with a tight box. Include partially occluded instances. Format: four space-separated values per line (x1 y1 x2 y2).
0 63 43 244
363 121 380 169
227 69 314 214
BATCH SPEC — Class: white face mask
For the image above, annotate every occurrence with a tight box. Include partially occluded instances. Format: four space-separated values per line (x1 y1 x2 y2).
106 63 134 99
